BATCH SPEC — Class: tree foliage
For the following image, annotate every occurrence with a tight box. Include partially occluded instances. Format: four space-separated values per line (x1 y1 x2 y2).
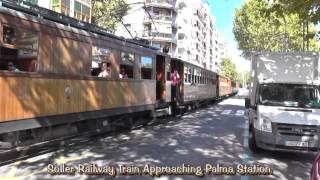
220 58 241 81
233 0 319 58
270 0 320 24
91 0 130 32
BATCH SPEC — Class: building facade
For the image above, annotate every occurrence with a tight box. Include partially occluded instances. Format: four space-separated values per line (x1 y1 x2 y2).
176 0 220 72
22 0 91 22
116 0 178 57
117 0 227 72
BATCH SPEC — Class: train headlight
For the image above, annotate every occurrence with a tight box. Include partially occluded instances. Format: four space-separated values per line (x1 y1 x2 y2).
260 116 272 133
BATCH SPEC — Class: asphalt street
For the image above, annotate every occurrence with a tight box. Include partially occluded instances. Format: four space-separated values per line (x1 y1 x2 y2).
0 90 316 180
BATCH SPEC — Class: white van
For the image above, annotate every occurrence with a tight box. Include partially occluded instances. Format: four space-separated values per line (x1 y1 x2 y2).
245 52 320 152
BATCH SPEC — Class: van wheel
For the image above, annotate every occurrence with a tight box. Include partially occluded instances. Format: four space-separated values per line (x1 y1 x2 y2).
248 126 261 153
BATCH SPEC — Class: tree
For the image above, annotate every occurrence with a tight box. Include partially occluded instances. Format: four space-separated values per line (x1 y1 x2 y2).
269 0 320 48
233 0 319 58
270 0 320 24
91 0 130 32
220 57 241 81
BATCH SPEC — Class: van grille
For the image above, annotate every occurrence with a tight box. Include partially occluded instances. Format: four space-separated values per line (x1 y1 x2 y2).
275 123 318 137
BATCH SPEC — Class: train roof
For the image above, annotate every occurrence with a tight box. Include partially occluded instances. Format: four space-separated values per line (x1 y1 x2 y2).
171 58 216 73
0 0 159 51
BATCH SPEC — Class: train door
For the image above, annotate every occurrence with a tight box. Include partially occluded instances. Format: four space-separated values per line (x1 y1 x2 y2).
156 55 166 102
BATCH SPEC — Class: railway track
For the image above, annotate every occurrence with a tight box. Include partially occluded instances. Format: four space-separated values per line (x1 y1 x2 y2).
0 113 175 166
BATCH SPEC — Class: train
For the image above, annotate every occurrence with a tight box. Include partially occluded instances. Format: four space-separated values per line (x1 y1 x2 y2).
0 1 240 148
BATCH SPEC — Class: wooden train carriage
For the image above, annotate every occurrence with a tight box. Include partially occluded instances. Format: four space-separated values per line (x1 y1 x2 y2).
231 81 239 95
169 58 217 104
217 74 232 97
0 5 169 135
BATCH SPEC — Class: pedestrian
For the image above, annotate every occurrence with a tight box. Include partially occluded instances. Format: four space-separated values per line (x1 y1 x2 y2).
311 153 320 180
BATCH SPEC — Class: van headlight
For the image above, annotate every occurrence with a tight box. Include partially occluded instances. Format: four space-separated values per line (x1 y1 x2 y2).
261 116 272 133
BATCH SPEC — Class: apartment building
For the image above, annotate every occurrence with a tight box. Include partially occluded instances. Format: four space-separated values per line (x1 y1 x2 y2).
116 0 178 57
116 0 226 72
175 0 223 72
20 0 91 22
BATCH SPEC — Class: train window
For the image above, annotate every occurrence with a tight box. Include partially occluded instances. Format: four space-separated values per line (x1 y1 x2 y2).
188 73 191 83
141 56 153 79
91 46 111 77
1 25 38 72
184 73 188 83
120 52 134 79
167 72 171 81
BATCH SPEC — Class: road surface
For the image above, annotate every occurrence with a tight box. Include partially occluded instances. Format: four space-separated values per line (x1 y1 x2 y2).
0 90 316 180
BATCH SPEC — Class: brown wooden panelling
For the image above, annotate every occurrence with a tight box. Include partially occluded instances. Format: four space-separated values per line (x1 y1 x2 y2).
218 75 232 96
52 36 91 75
0 76 156 122
184 84 216 102
38 33 53 73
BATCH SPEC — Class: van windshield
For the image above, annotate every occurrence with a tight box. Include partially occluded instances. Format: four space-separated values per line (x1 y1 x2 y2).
259 84 320 108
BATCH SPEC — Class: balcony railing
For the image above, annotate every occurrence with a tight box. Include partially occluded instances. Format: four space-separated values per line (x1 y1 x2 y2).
146 0 175 5
143 31 177 44
145 0 176 8
151 14 173 21
143 31 172 38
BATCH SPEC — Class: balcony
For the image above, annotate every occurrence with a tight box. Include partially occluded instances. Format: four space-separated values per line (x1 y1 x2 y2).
142 31 177 44
145 0 176 10
144 14 173 23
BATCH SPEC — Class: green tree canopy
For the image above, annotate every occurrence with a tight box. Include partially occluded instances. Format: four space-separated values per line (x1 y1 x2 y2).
91 0 129 32
270 0 320 24
233 0 319 58
220 57 241 82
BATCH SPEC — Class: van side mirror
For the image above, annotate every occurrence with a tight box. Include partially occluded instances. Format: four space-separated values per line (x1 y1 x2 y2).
245 98 250 109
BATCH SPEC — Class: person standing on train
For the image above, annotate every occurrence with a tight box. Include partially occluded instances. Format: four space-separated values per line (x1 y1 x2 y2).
170 70 180 101
98 62 110 78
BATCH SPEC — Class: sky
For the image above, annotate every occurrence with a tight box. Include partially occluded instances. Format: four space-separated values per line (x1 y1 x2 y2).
209 0 244 51
208 0 250 72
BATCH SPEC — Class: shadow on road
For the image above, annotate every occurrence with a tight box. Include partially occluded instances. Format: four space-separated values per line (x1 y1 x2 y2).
0 97 316 180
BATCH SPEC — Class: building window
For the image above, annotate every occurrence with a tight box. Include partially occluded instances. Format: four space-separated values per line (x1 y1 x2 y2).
74 1 91 22
61 0 70 16
52 0 60 12
74 1 82 20
141 56 153 79
91 46 111 77
82 4 90 22
120 52 135 79
25 0 38 5
152 43 161 49
1 25 38 72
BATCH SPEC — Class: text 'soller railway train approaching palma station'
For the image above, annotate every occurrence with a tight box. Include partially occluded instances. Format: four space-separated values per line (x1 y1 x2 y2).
46 163 273 177
0 0 240 148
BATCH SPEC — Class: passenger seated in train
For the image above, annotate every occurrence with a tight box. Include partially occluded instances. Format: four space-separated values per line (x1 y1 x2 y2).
1 26 38 72
7 61 20 72
119 67 128 79
98 62 110 78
